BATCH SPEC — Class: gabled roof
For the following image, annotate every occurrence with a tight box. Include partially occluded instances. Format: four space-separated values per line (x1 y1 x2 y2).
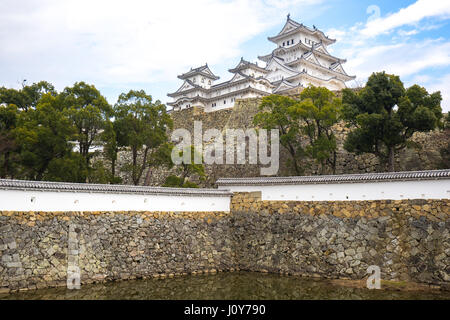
265 55 300 76
168 86 272 106
312 42 329 55
259 41 344 65
330 62 349 75
273 79 302 93
228 57 268 74
270 70 347 88
212 71 274 90
272 15 302 38
167 79 206 97
177 64 220 80
268 16 336 45
286 56 355 81
258 52 274 63
302 51 322 66
229 71 249 83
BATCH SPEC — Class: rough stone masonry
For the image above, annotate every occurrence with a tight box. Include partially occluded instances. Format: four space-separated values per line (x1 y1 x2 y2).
0 194 449 292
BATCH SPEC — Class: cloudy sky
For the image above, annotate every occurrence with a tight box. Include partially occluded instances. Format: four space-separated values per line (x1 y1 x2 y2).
1 0 450 111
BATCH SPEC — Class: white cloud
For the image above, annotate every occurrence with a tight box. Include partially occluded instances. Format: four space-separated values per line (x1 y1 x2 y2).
361 0 450 37
397 29 419 37
413 73 450 112
0 0 323 92
325 1 450 112
343 39 450 80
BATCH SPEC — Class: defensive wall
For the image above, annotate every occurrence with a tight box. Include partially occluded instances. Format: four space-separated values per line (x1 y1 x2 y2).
0 169 449 292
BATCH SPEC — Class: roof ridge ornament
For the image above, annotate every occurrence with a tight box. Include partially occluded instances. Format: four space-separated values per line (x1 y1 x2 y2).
287 13 290 20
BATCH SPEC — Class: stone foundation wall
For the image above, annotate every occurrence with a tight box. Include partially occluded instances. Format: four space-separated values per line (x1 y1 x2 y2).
0 211 234 292
231 193 450 286
1 195 449 292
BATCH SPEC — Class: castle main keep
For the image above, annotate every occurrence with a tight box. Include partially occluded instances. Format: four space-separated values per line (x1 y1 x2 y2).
167 15 355 112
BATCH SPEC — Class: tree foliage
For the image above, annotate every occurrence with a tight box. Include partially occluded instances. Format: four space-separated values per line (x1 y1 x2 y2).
14 93 76 180
253 94 304 175
342 72 442 171
0 81 56 112
0 81 176 184
293 86 341 174
0 104 19 178
114 90 173 185
163 145 205 188
254 87 341 175
61 82 112 171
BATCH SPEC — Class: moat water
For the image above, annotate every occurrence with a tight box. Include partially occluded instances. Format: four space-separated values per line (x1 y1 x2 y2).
1 272 449 300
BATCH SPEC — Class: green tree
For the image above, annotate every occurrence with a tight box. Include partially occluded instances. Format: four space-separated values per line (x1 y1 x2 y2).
101 119 123 183
44 152 88 183
342 72 442 171
114 90 173 185
143 142 174 186
86 159 116 184
163 145 205 188
253 94 304 175
0 81 56 112
61 82 112 172
293 86 341 174
0 104 20 178
443 112 450 129
14 93 75 180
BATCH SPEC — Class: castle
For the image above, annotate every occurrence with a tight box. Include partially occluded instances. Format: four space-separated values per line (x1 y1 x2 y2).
167 15 355 112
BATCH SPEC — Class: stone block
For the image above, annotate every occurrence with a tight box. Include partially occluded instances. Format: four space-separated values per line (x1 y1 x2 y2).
1 255 12 262
6 262 22 268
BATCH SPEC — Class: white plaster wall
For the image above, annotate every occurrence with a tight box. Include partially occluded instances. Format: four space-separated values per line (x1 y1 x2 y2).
218 179 450 201
0 189 231 212
210 99 236 111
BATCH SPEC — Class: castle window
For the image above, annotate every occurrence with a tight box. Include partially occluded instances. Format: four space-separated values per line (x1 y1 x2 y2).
292 39 294 44
282 42 285 46
208 80 211 85
224 100 226 104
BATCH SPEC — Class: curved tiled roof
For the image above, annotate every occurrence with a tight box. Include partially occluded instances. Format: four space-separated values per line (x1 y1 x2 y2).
270 71 345 86
286 57 355 81
216 169 450 186
268 18 336 45
267 41 344 64
167 79 207 97
167 85 271 107
0 179 232 197
178 64 220 80
229 57 268 74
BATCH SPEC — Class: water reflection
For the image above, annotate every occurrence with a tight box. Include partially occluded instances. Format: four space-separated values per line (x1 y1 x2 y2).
1 272 449 300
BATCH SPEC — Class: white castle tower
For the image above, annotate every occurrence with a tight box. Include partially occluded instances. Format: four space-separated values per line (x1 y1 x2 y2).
167 15 355 112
